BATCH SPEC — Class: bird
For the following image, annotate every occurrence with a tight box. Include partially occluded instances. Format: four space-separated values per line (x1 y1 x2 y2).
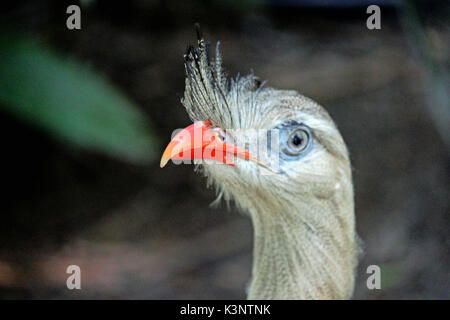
160 28 360 300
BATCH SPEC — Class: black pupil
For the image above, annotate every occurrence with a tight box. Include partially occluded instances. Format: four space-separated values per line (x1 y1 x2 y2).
292 133 302 146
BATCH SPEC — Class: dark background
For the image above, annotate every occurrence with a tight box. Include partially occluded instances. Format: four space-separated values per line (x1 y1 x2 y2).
0 0 448 299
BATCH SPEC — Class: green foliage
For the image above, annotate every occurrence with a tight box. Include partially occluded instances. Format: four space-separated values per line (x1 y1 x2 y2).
0 33 157 163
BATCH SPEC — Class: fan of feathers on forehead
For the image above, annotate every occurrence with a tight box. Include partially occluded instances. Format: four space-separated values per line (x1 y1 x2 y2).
182 26 266 129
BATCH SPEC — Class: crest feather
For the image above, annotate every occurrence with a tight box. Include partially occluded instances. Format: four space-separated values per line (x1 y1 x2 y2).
182 27 263 129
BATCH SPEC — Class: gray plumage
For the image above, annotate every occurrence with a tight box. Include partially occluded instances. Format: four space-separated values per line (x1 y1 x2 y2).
181 33 359 300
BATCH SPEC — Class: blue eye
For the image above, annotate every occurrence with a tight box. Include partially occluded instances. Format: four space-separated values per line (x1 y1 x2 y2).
284 128 309 155
271 121 313 160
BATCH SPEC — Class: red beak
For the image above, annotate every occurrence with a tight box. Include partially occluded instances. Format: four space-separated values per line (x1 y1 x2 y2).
160 121 261 168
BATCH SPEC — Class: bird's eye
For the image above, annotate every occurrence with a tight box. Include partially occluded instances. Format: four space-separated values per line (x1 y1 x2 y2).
283 128 310 156
270 121 313 161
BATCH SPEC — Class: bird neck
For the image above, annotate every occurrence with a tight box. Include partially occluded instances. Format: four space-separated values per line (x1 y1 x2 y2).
245 190 357 300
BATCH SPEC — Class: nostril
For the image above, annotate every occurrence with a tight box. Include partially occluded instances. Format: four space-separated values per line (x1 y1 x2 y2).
212 128 228 143
217 132 226 143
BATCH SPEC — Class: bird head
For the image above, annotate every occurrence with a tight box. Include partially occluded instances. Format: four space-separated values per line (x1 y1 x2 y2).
160 35 352 218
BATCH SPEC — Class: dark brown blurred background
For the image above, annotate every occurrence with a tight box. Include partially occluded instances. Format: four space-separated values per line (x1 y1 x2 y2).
0 0 448 299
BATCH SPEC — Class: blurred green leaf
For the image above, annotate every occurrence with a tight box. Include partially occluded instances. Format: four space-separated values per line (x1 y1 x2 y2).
0 33 157 163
